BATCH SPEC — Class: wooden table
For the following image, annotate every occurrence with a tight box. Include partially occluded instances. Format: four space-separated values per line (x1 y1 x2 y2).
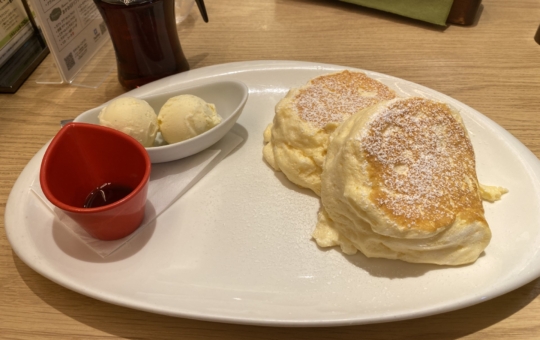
2 0 540 338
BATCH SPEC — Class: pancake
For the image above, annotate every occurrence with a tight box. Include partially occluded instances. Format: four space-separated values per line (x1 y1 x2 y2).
263 70 396 195
317 97 491 265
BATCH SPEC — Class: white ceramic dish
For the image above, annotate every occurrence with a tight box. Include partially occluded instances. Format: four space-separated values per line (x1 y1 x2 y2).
6 61 540 327
75 80 249 163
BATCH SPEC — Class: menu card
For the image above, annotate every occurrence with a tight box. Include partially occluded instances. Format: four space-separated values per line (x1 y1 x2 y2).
28 0 110 83
341 0 455 26
0 0 35 67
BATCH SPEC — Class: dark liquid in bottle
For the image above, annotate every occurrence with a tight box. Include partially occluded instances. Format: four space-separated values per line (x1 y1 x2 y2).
83 183 134 208
93 0 190 90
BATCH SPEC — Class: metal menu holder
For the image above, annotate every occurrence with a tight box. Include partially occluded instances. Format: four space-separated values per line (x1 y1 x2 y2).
0 0 49 93
28 0 115 88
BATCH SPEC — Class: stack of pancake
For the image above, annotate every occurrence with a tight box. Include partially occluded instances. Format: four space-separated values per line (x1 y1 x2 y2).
263 70 396 195
264 70 503 266
315 97 492 265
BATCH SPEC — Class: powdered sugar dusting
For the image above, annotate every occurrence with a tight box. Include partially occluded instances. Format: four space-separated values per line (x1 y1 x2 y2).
360 97 482 230
295 71 395 128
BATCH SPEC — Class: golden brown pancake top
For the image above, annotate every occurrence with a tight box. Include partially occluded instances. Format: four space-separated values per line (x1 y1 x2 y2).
294 71 396 128
360 97 486 233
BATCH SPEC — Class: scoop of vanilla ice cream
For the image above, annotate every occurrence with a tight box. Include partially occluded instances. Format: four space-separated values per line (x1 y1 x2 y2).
157 94 221 144
98 97 159 147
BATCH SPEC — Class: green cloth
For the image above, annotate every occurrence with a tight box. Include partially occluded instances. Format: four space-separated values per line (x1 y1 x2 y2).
341 0 455 26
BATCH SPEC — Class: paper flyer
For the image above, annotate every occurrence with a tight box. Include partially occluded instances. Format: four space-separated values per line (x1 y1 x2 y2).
29 0 110 82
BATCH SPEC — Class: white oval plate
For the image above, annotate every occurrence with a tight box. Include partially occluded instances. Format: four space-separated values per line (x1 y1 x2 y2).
6 61 540 326
75 80 249 163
